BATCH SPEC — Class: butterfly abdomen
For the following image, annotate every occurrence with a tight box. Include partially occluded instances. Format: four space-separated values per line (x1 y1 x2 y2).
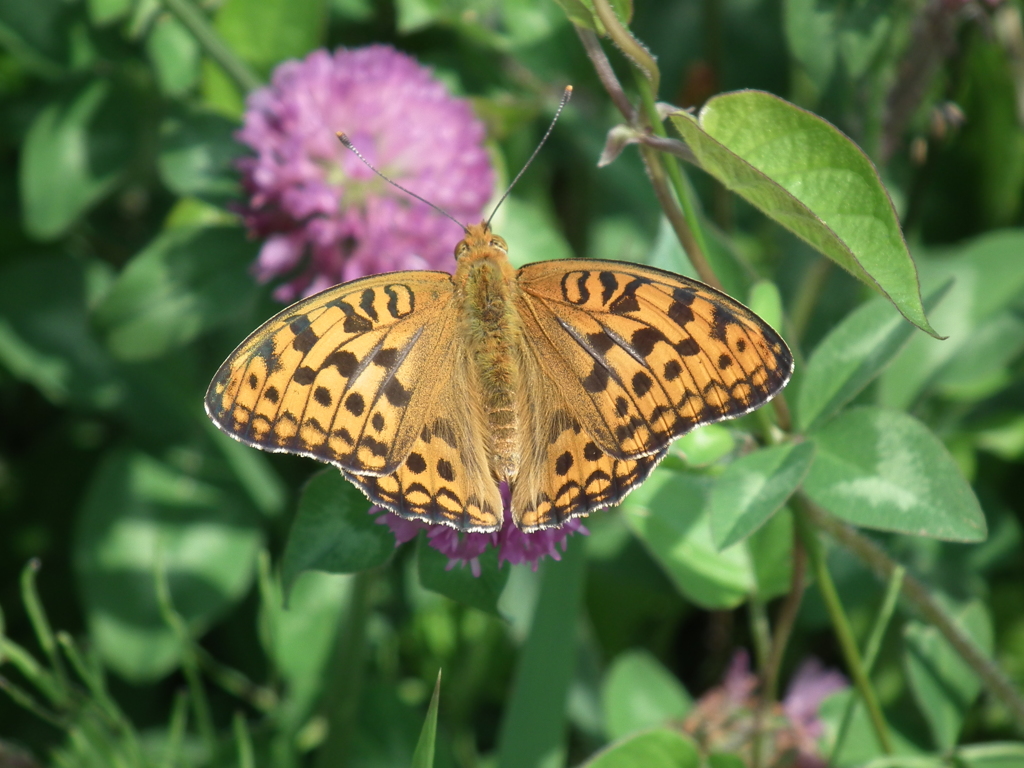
455 241 523 482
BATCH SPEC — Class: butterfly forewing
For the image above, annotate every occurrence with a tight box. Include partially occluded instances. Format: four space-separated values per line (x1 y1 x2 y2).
515 261 793 462
205 272 458 476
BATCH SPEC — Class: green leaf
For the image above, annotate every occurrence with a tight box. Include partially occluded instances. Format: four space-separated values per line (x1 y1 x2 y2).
747 279 785 338
708 442 815 549
87 0 132 25
673 425 736 468
623 470 754 609
496 538 585 768
747 508 794 601
417 536 510 616
410 672 441 768
670 91 937 337
158 108 243 202
0 0 70 72
904 598 993 751
21 78 133 240
880 230 1024 409
260 567 351 731
583 729 700 768
601 650 692 740
818 690 924 767
797 280 953 432
74 449 262 681
281 470 394 593
92 226 258 361
0 256 120 409
955 743 1024 768
784 0 837 92
803 407 986 541
214 0 327 77
146 15 201 97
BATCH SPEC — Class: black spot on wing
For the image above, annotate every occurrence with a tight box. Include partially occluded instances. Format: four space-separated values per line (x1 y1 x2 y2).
631 326 668 358
599 271 618 304
294 366 316 386
675 337 701 357
323 350 358 377
314 386 332 407
436 459 455 482
359 288 378 322
555 451 574 477
406 452 426 473
264 386 279 404
384 378 411 407
345 392 365 416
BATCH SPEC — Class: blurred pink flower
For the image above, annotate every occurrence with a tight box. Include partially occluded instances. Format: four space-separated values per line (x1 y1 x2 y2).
236 45 493 301
375 483 587 574
683 650 847 767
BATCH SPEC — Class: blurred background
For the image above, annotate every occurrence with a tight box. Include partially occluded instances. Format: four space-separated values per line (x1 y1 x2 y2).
2 0 1024 766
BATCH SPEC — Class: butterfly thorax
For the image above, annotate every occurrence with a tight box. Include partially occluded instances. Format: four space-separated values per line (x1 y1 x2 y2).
454 223 523 481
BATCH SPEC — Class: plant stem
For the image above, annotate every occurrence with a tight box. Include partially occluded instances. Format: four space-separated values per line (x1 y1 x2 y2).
830 566 905 762
800 496 1024 734
159 0 262 93
793 498 893 754
789 257 832 343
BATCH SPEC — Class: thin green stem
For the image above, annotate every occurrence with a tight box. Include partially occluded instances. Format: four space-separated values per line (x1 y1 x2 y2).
591 0 659 92
154 561 217 754
20 560 70 705
793 498 893 754
800 496 1024 734
633 74 719 290
830 566 905 762
158 0 262 93
234 711 256 768
749 597 772 674
789 257 832 343
314 569 376 768
763 521 806 704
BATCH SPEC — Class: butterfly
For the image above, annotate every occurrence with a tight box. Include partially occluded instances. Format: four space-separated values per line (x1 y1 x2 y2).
205 221 793 533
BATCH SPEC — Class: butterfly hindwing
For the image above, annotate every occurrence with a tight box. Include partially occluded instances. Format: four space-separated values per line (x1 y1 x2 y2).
343 345 503 531
205 271 458 476
516 260 793 460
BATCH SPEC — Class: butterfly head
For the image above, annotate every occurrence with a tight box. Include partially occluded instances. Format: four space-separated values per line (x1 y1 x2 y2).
455 221 508 263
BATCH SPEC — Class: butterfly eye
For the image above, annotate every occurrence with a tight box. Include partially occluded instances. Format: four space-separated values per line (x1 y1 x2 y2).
490 237 507 252
455 243 468 258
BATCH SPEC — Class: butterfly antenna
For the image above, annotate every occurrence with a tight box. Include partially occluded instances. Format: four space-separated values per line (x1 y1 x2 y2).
487 85 573 227
336 133 468 230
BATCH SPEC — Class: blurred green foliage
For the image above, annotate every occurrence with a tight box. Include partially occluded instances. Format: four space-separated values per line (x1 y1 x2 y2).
2 0 1024 766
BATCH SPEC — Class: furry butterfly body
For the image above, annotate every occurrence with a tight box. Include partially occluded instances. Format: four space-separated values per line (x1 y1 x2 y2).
206 222 793 532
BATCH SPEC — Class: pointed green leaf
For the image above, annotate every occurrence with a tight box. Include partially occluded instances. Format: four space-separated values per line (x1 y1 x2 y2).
623 470 754 609
880 231 1024 409
21 79 132 240
417 536 510 616
281 470 394 593
797 280 953 431
583 729 700 768
955 743 1024 768
92 226 258 361
670 91 937 336
804 407 986 541
601 650 692 740
74 449 262 681
709 442 815 549
411 672 441 768
904 599 993 751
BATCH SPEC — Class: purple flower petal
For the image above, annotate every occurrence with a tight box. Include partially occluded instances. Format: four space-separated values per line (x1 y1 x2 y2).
237 44 494 298
371 483 587 573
